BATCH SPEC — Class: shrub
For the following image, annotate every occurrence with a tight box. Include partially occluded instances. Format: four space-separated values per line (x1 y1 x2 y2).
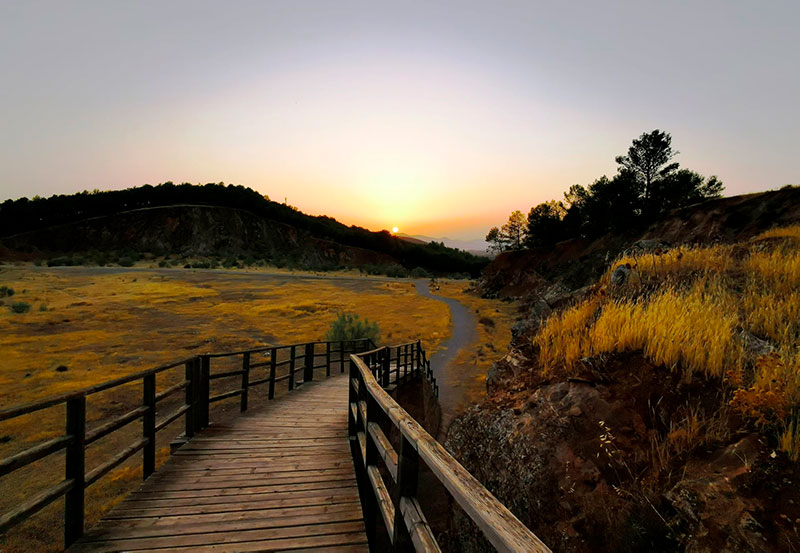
410 267 432 278
117 257 135 267
39 303 48 312
47 256 75 267
324 312 380 344
0 286 14 298
10 301 31 314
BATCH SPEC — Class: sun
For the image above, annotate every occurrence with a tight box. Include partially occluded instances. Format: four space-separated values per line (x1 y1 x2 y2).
391 226 399 234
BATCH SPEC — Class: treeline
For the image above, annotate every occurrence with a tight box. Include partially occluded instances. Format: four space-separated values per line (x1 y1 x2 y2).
487 130 724 252
0 182 488 276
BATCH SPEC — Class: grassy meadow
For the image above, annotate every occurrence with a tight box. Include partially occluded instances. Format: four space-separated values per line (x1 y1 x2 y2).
0 266 451 553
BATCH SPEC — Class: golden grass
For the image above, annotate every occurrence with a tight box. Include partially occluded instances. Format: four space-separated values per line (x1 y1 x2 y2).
755 224 800 241
536 282 737 378
613 244 734 278
0 267 451 553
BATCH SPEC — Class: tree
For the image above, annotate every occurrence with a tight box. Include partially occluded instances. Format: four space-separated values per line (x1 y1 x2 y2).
651 169 724 210
526 200 565 248
486 210 527 252
615 129 679 212
485 227 503 253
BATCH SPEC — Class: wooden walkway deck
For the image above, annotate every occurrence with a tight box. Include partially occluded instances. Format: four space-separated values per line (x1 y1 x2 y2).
68 375 368 553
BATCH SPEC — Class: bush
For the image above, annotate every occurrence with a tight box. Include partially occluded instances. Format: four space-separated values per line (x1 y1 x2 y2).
410 267 432 278
47 256 75 267
117 257 135 267
39 303 48 312
324 312 380 344
10 301 31 314
0 286 14 298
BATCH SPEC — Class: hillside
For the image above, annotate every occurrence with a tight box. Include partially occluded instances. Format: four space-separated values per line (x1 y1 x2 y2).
479 186 800 300
0 183 489 276
444 189 800 552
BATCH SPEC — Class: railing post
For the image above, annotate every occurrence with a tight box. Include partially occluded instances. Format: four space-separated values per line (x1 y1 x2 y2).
304 343 314 383
392 433 420 551
142 373 156 479
326 341 332 377
241 352 250 412
362 376 378 545
289 345 296 390
200 355 210 428
396 346 402 384
416 340 421 373
64 395 86 548
268 347 277 400
184 359 195 439
381 347 391 387
404 344 409 381
340 340 345 373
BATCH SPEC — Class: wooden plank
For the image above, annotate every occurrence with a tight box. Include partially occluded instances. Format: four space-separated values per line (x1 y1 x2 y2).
91 502 361 530
69 520 366 552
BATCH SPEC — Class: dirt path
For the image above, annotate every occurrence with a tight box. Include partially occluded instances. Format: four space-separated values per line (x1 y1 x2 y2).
413 280 481 432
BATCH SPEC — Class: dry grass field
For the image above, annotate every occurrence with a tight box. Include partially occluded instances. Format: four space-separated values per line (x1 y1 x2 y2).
0 266 451 553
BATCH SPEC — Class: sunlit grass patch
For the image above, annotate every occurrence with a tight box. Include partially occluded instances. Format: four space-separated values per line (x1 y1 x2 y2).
613 244 734 279
746 248 800 292
755 224 800 241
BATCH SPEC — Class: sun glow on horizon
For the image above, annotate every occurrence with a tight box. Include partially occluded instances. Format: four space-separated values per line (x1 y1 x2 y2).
391 226 399 233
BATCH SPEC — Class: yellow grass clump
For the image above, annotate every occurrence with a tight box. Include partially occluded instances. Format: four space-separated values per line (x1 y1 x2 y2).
536 282 737 378
746 248 800 292
755 224 800 241
613 244 733 278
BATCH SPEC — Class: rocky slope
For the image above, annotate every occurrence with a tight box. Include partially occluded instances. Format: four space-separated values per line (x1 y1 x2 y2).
445 188 800 552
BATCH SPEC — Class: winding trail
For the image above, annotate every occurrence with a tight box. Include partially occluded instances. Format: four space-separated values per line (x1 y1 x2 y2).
413 280 483 432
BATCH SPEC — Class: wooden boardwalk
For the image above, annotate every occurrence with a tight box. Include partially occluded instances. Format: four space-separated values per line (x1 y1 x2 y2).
68 376 368 553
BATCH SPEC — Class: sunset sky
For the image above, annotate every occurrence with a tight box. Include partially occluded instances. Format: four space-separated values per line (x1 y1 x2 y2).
1 1 797 240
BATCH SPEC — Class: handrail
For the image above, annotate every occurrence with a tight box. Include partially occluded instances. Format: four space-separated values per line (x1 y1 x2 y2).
0 337 375 548
349 347 550 553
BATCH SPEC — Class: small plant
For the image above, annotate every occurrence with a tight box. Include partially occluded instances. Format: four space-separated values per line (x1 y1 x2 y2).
0 285 15 298
325 312 380 344
10 301 31 314
39 303 48 312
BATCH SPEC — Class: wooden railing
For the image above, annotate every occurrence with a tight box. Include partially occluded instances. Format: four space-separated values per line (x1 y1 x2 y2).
354 339 438 395
0 338 374 548
349 347 551 553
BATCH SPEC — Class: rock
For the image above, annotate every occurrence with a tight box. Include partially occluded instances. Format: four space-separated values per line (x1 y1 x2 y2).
610 264 631 286
55 365 68 372
486 349 530 395
510 298 552 346
629 238 671 253
739 330 777 358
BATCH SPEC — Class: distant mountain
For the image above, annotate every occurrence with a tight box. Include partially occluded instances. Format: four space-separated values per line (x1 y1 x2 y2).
397 233 490 256
0 182 490 276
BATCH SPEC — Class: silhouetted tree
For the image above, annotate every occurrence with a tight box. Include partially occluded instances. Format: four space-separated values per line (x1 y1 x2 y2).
526 200 565 248
615 129 679 214
486 210 527 252
651 169 724 211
